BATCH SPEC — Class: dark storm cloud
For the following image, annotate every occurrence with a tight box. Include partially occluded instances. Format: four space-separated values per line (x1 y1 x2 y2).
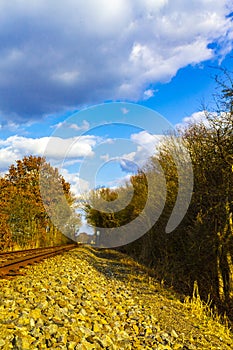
0 0 232 123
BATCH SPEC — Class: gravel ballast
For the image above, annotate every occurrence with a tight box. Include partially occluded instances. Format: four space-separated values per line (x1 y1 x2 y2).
0 246 232 349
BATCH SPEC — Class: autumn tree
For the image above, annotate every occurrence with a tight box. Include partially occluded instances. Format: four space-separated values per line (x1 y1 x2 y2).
0 177 13 250
0 156 80 250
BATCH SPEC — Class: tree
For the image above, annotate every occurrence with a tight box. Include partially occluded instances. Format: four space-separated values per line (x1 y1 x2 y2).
0 156 80 250
0 178 13 250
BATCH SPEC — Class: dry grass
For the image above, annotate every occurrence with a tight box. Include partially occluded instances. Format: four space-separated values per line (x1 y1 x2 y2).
85 246 233 349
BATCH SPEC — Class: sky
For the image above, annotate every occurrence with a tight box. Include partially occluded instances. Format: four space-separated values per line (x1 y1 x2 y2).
0 1 233 234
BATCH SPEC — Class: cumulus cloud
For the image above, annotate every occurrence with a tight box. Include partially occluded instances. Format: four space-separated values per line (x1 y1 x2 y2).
120 131 163 172
176 110 210 129
0 0 232 122
131 131 163 153
52 120 90 131
0 135 97 172
143 89 156 99
60 168 90 197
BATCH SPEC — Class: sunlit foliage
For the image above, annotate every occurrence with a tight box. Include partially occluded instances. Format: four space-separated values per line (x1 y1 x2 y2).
0 156 80 250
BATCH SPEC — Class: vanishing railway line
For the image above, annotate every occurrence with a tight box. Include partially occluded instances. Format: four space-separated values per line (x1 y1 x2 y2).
0 244 78 278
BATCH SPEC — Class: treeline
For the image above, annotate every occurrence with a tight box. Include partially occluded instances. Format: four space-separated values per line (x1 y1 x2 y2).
0 156 80 251
85 77 233 320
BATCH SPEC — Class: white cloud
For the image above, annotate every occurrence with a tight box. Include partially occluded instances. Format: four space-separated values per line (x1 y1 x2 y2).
2 136 49 155
52 120 90 131
0 0 232 120
119 131 163 172
143 89 156 99
0 148 20 170
44 136 96 159
121 107 129 115
131 131 163 153
176 109 232 129
70 120 90 131
0 135 98 171
60 168 90 196
176 110 210 129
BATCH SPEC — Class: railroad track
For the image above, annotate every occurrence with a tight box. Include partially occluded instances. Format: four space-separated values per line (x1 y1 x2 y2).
0 244 78 279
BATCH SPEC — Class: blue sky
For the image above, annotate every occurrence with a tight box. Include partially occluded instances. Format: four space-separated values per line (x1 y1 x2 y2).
0 0 233 198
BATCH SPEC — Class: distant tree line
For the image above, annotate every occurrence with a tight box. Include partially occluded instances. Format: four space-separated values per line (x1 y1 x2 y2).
85 72 233 320
0 156 80 250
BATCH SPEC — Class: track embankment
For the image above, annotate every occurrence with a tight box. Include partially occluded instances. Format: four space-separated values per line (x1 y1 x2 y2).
0 246 232 349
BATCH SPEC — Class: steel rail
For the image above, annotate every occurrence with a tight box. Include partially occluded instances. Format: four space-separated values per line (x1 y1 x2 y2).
0 244 77 278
